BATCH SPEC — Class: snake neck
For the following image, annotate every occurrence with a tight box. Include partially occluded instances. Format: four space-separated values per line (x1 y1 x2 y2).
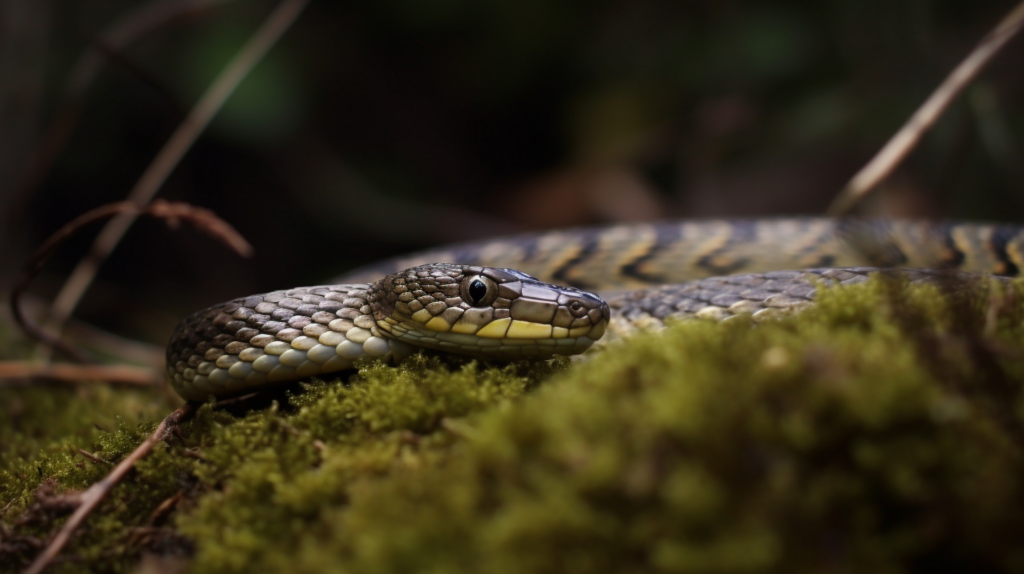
167 283 414 401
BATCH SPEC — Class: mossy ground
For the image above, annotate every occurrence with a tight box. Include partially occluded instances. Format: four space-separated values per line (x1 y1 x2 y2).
4 277 1024 573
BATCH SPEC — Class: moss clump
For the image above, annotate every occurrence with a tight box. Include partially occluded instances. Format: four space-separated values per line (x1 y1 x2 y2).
174 356 563 573
4 277 1024 573
308 279 1024 574
0 357 561 573
0 403 192 572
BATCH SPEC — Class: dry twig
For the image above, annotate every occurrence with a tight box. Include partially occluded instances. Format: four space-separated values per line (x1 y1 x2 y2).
13 293 166 368
0 362 160 387
16 0 237 200
21 403 197 574
11 200 252 362
144 491 184 527
21 382 277 574
828 1 1024 215
39 0 310 361
75 450 111 466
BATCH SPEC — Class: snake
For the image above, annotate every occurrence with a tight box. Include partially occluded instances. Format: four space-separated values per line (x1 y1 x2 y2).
167 218 1024 401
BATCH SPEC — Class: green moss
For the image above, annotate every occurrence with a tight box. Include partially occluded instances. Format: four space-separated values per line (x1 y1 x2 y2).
0 385 174 505
292 278 1024 574
1 401 192 573
0 356 560 573
4 277 1024 573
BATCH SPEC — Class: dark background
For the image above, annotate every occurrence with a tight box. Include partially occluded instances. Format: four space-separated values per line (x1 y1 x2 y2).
2 0 1023 347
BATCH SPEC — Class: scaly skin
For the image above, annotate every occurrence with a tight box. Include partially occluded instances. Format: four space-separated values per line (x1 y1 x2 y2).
167 263 608 400
169 219 1021 400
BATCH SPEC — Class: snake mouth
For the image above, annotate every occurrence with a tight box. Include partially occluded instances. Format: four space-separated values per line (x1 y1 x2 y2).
372 263 610 358
380 315 608 358
384 321 607 358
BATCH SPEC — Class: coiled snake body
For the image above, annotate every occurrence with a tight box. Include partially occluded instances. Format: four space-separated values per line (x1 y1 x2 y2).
167 218 1024 400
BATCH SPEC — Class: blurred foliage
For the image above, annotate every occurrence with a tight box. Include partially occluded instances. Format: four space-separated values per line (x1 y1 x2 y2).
0 1 1022 340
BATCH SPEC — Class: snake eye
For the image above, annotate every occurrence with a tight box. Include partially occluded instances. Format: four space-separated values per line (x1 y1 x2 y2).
469 280 487 302
568 300 588 317
461 275 497 307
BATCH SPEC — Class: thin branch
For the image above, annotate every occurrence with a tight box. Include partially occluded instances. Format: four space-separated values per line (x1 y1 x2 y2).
75 449 112 466
144 491 184 526
0 362 160 387
11 200 252 361
205 392 261 408
21 382 276 573
90 40 185 117
39 0 310 361
13 293 165 368
62 324 166 369
15 0 237 199
21 403 196 574
828 1 1024 215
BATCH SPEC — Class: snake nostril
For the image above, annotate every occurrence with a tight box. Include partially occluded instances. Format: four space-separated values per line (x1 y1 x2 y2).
569 301 582 311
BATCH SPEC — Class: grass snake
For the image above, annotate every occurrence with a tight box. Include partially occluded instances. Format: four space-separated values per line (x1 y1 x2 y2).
167 218 1024 400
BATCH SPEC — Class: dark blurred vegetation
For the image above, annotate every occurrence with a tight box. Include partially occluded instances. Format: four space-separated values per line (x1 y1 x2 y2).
1 0 1023 345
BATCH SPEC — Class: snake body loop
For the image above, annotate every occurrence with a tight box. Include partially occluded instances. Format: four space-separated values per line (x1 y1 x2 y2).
167 263 609 400
167 218 1022 400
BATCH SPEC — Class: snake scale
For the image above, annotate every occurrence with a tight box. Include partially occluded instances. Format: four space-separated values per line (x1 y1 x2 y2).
167 218 1024 401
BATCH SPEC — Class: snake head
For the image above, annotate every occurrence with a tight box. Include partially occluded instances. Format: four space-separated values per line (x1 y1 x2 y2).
369 263 610 358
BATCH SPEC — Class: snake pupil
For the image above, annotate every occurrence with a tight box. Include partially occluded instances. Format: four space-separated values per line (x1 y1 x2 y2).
570 301 582 311
468 279 488 305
